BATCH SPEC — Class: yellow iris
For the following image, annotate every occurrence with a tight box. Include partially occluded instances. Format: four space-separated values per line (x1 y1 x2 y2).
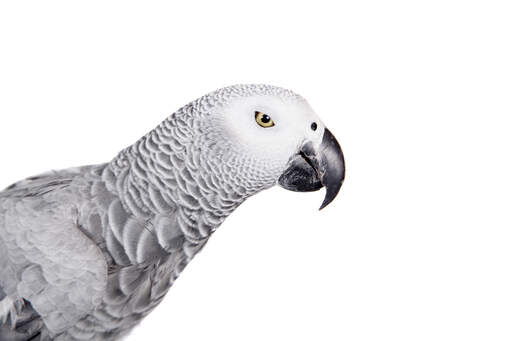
255 111 275 128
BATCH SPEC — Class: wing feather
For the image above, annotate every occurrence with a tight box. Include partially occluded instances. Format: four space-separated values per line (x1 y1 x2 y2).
0 170 108 336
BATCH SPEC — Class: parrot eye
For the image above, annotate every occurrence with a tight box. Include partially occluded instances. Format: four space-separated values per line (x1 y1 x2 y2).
255 111 275 128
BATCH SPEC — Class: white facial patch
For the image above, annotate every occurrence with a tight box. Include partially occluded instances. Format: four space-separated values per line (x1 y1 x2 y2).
215 95 324 171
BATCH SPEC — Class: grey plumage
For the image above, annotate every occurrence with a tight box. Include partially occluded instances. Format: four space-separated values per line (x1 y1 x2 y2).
0 84 345 340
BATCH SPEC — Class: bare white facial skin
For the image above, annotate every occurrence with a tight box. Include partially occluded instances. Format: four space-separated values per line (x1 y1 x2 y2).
213 95 326 176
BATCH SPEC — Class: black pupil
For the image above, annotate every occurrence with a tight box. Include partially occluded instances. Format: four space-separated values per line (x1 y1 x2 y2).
261 114 271 123
311 122 317 131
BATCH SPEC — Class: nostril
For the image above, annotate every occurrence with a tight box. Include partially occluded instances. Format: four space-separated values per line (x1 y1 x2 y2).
311 122 317 131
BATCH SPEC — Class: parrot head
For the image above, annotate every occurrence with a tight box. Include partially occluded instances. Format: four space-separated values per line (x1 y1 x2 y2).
174 84 345 209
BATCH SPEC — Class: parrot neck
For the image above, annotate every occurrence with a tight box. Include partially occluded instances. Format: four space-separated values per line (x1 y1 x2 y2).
105 127 248 253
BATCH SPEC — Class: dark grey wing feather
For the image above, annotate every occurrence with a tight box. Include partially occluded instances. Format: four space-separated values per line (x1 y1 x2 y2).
0 294 48 341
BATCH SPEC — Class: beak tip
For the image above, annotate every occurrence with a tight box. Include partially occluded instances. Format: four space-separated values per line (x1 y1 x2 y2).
316 128 345 211
318 175 345 211
318 190 339 211
319 200 329 211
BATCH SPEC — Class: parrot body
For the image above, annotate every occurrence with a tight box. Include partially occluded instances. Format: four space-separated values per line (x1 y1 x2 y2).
0 85 345 340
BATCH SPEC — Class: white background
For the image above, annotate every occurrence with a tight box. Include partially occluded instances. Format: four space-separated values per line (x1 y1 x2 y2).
1 1 511 340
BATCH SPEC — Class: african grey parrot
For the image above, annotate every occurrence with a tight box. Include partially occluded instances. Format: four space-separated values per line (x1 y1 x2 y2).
0 84 345 340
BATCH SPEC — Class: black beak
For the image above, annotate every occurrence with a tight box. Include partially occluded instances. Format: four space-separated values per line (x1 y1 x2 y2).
278 128 345 210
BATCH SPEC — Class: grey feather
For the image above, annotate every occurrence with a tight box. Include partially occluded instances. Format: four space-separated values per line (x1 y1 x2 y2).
0 85 311 340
